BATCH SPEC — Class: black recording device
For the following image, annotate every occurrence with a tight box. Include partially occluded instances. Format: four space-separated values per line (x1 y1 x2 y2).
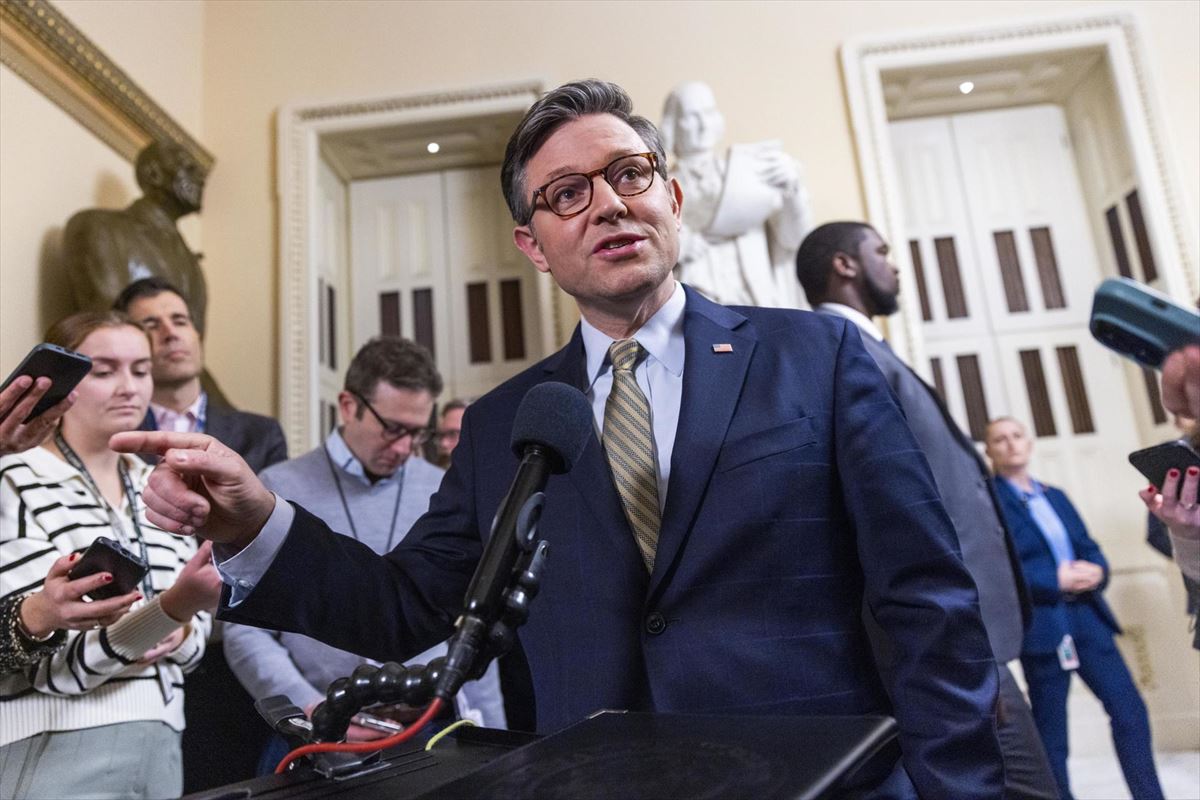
1129 438 1200 490
68 536 148 600
436 382 593 702
0 343 93 423
1089 277 1200 369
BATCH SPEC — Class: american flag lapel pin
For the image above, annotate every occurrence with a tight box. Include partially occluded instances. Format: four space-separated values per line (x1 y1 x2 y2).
712 343 733 354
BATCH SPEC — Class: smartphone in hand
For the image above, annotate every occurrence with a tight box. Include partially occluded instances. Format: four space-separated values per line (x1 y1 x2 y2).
1128 438 1200 490
69 537 148 600
1089 278 1200 369
0 344 93 423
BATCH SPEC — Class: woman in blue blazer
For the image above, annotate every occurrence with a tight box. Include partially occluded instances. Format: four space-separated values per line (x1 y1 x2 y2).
985 417 1163 800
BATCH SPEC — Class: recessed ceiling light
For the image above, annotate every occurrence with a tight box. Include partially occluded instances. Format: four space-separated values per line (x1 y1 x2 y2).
427 142 440 154
958 81 975 95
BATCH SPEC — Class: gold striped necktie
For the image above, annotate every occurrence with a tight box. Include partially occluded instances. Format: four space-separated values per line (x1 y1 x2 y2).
603 338 660 571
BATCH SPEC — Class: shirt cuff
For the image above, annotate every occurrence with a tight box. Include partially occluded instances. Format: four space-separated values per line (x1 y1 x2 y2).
214 493 295 607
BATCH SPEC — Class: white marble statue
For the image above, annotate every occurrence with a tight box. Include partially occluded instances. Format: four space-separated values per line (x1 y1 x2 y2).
661 81 812 308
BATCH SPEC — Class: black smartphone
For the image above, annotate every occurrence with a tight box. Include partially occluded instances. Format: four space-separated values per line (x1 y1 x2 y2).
0 343 93 423
1128 438 1200 490
1089 278 1200 368
68 537 148 600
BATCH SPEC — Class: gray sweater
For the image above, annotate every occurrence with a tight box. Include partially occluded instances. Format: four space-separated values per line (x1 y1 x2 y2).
224 435 506 727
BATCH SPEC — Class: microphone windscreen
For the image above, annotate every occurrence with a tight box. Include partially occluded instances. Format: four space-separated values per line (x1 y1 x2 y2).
510 382 593 473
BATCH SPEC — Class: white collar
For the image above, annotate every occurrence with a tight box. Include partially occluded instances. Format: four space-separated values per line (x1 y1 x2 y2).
580 281 686 388
818 302 886 342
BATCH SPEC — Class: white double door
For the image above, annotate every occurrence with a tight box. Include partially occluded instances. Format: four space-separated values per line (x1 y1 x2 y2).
890 105 1145 558
349 166 546 403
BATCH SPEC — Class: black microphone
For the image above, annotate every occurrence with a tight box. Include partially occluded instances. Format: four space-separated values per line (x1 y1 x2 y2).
436 381 593 701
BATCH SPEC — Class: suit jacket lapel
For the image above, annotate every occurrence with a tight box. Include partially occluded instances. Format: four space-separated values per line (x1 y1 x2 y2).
650 289 755 596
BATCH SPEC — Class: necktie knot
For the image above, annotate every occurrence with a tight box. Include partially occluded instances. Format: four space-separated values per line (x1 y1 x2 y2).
609 339 641 372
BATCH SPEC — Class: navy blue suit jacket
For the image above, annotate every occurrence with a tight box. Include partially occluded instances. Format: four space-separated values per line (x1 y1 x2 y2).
992 477 1121 654
223 289 1003 797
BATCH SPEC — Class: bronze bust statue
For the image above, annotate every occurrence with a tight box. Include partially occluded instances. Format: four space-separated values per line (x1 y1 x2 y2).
62 141 209 335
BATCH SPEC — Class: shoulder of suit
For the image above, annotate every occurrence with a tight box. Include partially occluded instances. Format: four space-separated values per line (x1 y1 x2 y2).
211 405 284 433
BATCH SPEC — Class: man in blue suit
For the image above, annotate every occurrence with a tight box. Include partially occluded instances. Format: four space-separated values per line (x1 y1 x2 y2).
986 417 1163 800
114 80 1003 798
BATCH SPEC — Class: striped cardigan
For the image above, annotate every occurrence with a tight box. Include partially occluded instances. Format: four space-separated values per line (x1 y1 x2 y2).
0 446 210 748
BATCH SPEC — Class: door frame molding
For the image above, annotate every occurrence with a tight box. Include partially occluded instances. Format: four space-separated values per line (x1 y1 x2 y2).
841 9 1197 373
276 80 545 450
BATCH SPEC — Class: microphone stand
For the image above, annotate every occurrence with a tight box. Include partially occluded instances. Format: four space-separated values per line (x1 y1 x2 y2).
256 500 550 776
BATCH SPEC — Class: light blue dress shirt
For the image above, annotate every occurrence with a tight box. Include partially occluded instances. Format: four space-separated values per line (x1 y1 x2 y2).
1003 476 1076 565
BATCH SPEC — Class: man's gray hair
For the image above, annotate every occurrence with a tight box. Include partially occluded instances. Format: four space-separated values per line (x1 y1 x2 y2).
501 79 669 225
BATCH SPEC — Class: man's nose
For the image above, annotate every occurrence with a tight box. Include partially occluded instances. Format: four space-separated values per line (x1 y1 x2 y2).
389 435 414 459
590 176 628 222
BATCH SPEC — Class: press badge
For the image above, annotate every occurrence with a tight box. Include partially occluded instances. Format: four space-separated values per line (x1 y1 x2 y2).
1057 634 1080 671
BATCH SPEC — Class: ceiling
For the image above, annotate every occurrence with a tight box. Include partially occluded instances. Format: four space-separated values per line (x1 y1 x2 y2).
319 110 525 181
882 48 1105 120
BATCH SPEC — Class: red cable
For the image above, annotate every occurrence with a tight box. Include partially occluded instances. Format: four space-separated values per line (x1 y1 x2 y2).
274 696 446 775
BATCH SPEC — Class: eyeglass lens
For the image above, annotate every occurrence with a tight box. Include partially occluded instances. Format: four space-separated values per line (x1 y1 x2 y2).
543 154 655 217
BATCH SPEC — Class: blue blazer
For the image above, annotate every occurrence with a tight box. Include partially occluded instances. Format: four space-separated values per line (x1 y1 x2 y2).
224 288 1003 797
992 477 1121 654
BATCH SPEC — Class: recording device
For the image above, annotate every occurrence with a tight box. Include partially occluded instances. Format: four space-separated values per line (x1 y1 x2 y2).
436 382 593 702
1089 277 1200 369
0 343 93 423
68 536 148 600
1129 438 1200 490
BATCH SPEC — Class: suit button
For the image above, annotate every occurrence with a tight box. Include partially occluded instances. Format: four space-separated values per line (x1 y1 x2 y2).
645 612 666 635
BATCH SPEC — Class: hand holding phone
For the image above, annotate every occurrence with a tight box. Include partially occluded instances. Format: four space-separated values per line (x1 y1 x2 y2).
68 537 149 601
1 344 92 423
1128 438 1200 490
17 553 140 637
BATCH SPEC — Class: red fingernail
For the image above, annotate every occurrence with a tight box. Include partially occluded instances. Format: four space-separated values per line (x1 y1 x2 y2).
69 553 78 561
135 594 144 601
1168 468 1180 478
1188 467 1199 476
102 574 113 583
1148 485 1158 493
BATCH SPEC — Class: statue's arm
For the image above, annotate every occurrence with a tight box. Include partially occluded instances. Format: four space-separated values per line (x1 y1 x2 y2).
766 158 812 252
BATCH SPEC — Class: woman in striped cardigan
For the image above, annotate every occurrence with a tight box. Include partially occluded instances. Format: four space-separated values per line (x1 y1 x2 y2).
0 312 220 800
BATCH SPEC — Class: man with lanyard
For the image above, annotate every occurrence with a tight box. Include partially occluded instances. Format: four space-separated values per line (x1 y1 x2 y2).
224 337 506 773
114 277 288 792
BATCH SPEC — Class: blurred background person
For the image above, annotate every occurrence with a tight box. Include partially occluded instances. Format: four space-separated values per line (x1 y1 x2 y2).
433 397 470 468
0 311 220 800
985 416 1164 800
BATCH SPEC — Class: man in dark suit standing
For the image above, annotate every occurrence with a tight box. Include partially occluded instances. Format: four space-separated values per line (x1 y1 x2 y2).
115 81 1005 798
114 277 287 792
796 222 1059 799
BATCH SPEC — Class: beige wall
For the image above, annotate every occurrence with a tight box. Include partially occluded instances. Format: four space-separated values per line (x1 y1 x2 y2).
0 0 205 374
198 0 1198 414
2 1 1196 415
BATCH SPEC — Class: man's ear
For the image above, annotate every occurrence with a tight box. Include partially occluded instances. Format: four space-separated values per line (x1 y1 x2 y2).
669 177 683 228
514 225 551 275
336 391 358 427
832 251 858 279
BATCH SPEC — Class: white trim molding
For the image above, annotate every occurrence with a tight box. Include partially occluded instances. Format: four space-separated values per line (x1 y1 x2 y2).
276 80 544 451
841 9 1198 374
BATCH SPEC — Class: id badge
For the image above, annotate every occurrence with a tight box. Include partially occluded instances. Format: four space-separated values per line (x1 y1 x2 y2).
1056 634 1080 671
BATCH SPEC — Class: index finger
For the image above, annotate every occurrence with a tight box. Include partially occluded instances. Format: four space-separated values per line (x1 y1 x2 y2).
110 430 217 456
